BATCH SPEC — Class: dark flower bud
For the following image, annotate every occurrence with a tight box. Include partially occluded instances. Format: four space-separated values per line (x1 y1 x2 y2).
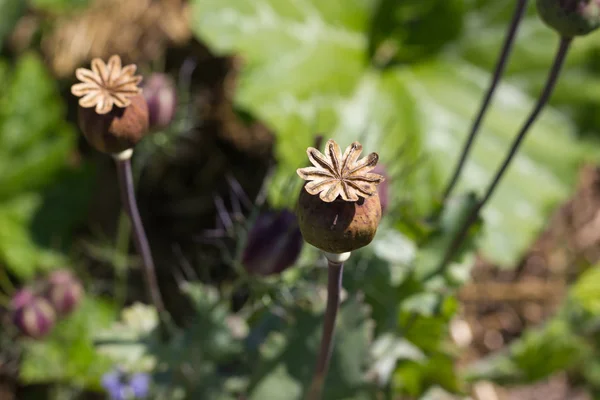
537 0 600 37
143 73 177 129
241 210 303 276
11 289 56 339
45 269 84 316
372 165 389 214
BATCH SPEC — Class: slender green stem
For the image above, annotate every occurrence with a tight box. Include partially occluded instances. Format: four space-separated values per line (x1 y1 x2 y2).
306 260 344 400
443 0 528 201
431 36 572 279
113 151 171 335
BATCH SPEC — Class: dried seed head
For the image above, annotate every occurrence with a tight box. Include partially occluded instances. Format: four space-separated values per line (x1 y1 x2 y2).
537 0 600 36
11 289 56 339
296 139 384 253
71 55 149 153
297 139 385 203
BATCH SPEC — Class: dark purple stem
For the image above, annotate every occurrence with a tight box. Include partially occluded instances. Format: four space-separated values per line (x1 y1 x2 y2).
114 155 170 333
443 0 528 201
431 36 573 279
306 261 344 400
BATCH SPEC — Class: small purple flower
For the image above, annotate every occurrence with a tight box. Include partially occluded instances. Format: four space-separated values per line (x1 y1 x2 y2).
241 210 303 276
11 288 56 339
102 369 150 400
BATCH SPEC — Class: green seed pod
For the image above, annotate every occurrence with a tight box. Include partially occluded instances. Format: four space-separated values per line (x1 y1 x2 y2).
537 0 600 37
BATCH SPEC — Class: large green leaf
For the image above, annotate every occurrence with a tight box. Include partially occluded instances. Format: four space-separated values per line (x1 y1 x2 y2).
0 54 82 278
191 0 596 266
0 53 76 199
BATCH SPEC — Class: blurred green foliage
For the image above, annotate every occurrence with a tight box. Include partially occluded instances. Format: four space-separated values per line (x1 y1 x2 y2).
0 54 93 279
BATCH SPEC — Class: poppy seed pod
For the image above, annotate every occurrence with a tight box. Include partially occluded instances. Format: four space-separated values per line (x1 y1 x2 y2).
296 139 385 253
77 94 149 154
71 55 149 154
537 0 600 37
241 210 303 276
11 289 56 339
45 269 84 316
143 73 177 129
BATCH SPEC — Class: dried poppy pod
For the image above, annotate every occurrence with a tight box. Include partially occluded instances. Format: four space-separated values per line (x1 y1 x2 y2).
537 0 600 37
71 55 149 154
296 139 385 254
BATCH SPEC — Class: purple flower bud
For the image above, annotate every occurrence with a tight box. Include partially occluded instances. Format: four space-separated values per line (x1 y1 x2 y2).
45 269 84 316
11 289 56 339
241 210 303 276
142 73 177 129
372 165 389 214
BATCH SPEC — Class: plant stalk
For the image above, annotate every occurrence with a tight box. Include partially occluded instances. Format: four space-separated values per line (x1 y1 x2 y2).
443 0 528 201
113 150 170 334
433 36 572 277
306 260 344 400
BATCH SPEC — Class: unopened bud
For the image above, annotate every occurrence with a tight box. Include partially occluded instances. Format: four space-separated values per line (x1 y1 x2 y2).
241 210 303 276
372 165 390 214
143 73 177 129
46 269 84 316
11 289 56 339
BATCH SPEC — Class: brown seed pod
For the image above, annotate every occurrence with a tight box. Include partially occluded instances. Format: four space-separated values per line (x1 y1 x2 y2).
297 186 382 253
71 55 149 154
296 139 385 253
77 93 149 154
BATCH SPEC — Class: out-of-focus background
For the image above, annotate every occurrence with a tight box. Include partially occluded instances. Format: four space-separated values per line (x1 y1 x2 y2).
2 0 600 399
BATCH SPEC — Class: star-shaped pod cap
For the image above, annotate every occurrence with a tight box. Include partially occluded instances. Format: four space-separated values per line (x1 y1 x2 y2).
297 139 385 203
296 139 384 254
71 55 149 154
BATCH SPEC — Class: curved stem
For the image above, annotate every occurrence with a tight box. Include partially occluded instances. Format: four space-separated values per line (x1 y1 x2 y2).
306 260 344 400
431 36 572 278
443 0 528 201
113 151 171 335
